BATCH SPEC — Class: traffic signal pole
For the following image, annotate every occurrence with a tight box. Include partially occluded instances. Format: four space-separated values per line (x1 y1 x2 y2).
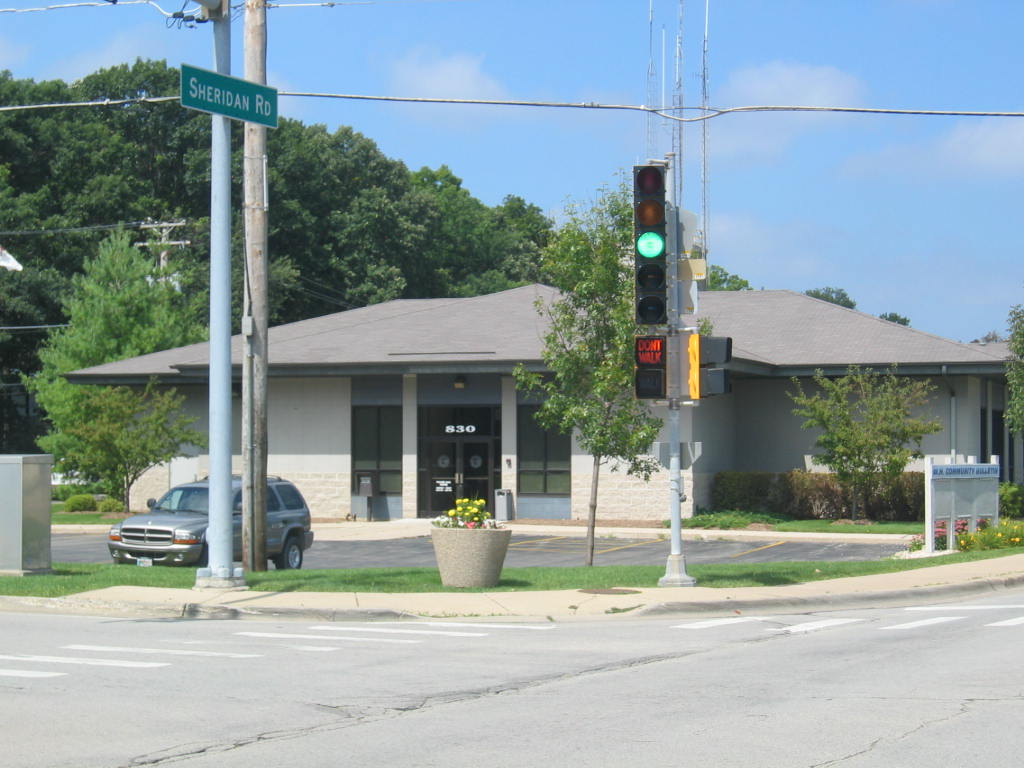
659 154 696 588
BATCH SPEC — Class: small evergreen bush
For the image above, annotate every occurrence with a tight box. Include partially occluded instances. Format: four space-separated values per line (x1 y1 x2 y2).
97 497 125 516
63 494 98 512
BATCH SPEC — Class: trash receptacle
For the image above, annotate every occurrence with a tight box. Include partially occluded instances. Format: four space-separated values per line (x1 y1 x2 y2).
494 488 515 522
0 454 53 574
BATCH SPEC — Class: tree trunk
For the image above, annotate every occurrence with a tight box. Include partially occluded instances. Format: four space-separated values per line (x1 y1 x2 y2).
585 454 601 566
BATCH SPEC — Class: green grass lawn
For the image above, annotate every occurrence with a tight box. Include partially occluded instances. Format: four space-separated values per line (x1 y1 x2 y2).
2 550 1016 599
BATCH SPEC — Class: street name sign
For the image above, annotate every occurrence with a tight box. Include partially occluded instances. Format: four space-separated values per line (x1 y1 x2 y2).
180 64 278 128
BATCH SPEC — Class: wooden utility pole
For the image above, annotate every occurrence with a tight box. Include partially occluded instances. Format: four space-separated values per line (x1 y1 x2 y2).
242 0 269 571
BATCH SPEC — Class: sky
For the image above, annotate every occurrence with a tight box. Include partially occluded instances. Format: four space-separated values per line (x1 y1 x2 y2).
1 0 1022 343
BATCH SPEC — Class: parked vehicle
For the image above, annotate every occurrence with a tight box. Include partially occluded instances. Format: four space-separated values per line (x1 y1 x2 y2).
108 477 314 569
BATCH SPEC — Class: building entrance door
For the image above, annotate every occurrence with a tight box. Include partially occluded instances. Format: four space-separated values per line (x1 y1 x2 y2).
418 406 499 518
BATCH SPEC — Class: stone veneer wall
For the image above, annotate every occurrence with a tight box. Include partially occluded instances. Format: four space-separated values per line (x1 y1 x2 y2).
568 461 695 521
129 464 172 512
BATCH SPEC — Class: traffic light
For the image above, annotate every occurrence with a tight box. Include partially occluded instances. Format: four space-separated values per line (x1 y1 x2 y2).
687 334 732 399
633 164 668 325
634 335 667 399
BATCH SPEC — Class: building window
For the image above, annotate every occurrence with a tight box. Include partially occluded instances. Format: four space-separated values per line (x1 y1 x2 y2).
517 406 570 495
353 406 402 494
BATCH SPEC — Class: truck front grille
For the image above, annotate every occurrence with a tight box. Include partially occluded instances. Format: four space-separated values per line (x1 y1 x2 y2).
120 526 174 546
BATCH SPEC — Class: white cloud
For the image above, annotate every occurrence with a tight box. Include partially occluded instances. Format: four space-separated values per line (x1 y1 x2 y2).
389 47 508 101
43 26 177 83
711 61 868 163
846 118 1024 179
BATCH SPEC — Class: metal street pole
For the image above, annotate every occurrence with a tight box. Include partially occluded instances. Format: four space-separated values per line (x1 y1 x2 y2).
196 6 244 588
659 153 695 587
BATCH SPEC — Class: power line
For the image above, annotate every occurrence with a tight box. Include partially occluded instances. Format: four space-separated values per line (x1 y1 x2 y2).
3 89 1024 123
0 220 186 237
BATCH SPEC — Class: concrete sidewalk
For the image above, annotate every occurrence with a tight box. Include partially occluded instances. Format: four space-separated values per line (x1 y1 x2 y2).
20 520 1024 622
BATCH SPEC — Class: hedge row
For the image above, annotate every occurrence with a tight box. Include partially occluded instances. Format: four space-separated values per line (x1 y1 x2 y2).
710 470 926 522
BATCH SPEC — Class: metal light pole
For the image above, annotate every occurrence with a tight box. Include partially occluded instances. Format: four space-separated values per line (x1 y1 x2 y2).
659 153 696 587
196 2 244 588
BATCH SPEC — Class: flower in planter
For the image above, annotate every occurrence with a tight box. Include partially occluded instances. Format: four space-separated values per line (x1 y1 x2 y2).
432 498 500 529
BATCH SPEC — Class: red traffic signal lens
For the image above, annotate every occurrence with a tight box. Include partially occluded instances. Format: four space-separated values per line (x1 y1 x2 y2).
635 166 664 195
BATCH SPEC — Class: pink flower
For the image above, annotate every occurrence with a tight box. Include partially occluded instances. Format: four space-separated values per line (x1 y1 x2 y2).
466 521 477 529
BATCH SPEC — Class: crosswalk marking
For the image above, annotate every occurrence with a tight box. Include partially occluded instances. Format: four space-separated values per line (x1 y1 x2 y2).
0 669 67 678
882 616 965 630
308 625 487 637
985 616 1024 627
387 621 555 631
906 605 1024 611
672 617 768 630
61 643 262 663
236 631 420 644
0 654 169 668
767 618 863 634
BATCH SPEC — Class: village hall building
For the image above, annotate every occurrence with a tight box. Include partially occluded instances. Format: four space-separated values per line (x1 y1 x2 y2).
69 284 1016 521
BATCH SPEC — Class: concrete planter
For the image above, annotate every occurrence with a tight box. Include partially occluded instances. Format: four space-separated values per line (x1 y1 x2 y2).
430 526 512 588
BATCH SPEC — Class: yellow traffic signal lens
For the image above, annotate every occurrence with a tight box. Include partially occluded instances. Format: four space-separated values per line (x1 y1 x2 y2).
636 199 665 227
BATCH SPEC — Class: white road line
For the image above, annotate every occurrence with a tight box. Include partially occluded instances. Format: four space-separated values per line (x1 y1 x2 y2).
767 618 863 634
0 669 67 678
308 625 487 637
0 654 169 668
379 621 555 631
985 616 1024 627
671 617 768 630
236 631 420 645
881 617 965 630
63 645 262 659
906 605 1024 611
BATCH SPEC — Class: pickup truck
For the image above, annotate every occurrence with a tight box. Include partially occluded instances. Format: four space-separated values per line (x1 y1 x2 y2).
108 477 314 569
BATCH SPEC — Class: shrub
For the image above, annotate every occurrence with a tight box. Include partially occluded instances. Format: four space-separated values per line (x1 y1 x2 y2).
53 483 105 501
711 472 785 514
999 483 1024 518
957 518 1024 551
63 493 98 512
784 471 848 520
710 470 925 522
97 497 125 516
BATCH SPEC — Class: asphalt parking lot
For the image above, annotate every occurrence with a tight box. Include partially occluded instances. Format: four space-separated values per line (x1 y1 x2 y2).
52 531 909 569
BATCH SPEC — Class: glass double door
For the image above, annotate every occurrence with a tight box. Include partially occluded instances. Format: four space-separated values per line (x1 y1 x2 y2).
421 439 494 517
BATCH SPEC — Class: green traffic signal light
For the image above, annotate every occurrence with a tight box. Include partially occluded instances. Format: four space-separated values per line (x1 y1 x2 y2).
636 231 665 259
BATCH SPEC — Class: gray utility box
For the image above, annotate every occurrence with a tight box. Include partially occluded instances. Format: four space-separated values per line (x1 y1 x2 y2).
0 455 53 574
494 489 515 522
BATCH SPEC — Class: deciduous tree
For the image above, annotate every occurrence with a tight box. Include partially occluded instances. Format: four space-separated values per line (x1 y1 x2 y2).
789 366 941 518
514 182 661 565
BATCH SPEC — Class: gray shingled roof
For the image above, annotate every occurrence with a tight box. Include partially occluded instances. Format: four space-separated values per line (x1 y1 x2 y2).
69 285 1006 383
691 291 1008 375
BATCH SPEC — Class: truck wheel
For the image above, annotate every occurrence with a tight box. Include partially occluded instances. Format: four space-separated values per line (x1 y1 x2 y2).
273 535 303 570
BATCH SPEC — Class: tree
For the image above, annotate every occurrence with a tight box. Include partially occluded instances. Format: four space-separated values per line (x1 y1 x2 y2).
806 286 856 309
706 264 753 291
25 232 206 499
789 366 942 518
1006 305 1024 436
514 183 662 565
60 380 205 508
879 312 910 326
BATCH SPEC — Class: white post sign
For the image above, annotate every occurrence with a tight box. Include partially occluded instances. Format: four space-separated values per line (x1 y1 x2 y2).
924 456 1000 552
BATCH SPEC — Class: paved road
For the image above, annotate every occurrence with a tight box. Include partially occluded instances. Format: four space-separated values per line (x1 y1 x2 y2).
3 590 1023 767
52 530 908 568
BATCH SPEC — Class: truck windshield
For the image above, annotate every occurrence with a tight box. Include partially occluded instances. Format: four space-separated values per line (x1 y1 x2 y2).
154 487 209 514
